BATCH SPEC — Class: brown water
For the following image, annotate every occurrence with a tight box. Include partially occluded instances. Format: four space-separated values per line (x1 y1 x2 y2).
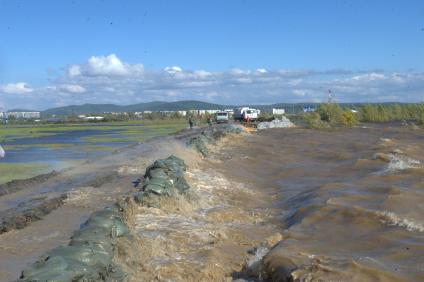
112 125 424 281
215 125 424 281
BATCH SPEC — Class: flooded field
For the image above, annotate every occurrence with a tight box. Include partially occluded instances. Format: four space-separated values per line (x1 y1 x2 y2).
0 121 186 184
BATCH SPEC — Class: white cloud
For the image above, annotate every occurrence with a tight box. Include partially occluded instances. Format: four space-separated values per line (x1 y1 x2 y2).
66 54 143 77
230 68 249 76
68 65 81 77
256 68 267 74
164 66 183 74
2 54 424 110
58 84 86 93
87 54 129 76
352 72 385 82
293 89 308 97
0 82 33 94
193 70 211 78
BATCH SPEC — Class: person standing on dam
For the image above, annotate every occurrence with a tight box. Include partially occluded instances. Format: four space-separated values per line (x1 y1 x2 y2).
207 116 213 129
188 117 193 129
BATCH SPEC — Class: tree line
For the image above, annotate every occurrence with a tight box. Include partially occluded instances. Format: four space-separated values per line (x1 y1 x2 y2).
302 103 424 128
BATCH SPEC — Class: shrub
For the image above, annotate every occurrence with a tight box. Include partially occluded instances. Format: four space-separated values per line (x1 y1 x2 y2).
303 112 330 129
359 103 424 123
340 110 359 126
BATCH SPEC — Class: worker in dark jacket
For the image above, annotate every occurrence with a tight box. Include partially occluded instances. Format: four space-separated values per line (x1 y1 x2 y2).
188 117 193 129
207 116 213 129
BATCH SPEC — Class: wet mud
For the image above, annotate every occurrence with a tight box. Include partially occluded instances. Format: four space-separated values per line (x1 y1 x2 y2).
0 171 59 197
0 194 67 234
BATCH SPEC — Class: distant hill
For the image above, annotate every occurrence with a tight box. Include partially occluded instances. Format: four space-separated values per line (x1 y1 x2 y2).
7 109 39 112
41 100 416 117
42 100 231 116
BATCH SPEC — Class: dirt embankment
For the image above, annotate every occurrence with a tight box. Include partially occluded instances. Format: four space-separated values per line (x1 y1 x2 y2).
0 171 59 197
0 195 67 234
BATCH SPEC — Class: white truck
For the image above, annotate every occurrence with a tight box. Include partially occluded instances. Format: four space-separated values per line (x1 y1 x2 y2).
214 111 229 123
233 107 260 122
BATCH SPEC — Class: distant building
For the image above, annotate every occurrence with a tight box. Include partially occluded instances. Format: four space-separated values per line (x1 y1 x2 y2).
303 106 315 113
7 112 41 119
206 110 219 114
83 116 104 121
272 108 285 115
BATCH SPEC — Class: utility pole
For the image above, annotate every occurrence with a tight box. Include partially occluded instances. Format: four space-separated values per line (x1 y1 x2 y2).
327 89 333 104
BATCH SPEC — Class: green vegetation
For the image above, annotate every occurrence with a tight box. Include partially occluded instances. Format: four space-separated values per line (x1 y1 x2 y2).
303 103 359 128
82 122 186 143
301 103 424 129
0 119 187 143
0 163 51 184
358 103 424 124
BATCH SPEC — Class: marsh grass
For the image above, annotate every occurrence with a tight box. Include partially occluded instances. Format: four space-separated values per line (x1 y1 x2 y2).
82 122 187 143
0 120 186 183
0 120 187 143
0 162 51 184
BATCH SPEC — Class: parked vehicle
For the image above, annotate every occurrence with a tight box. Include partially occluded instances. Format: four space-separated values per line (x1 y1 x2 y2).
215 111 229 123
233 107 260 121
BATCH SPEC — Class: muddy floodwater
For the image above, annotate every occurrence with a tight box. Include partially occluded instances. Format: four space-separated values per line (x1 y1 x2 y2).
0 124 423 281
217 125 424 281
116 124 424 281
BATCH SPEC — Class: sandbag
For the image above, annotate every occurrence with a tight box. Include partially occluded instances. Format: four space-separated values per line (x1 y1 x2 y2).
135 156 190 208
18 207 128 282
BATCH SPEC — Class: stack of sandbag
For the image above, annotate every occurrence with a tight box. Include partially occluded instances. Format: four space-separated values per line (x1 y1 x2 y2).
186 132 215 157
187 124 244 157
17 208 128 282
134 155 189 207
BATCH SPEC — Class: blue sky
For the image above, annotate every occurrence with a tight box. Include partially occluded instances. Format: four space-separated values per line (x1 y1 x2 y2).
0 0 423 109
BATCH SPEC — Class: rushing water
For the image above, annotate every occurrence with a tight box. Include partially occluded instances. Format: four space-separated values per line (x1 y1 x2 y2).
215 124 424 281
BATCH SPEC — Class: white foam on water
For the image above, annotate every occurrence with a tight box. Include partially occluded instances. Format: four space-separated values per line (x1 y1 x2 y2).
247 246 269 269
385 154 421 172
133 167 253 240
376 211 424 232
